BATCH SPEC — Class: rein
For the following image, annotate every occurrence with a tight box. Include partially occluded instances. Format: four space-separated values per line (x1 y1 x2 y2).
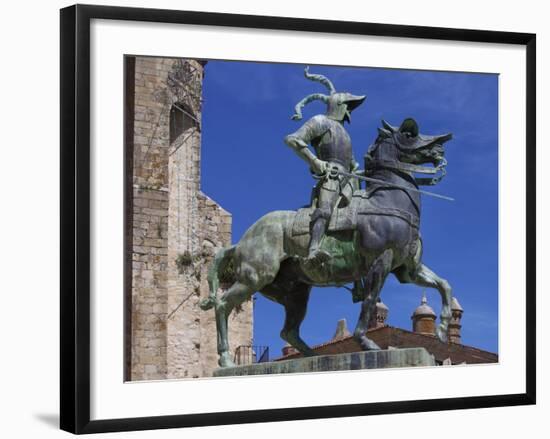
365 157 448 186
335 168 454 202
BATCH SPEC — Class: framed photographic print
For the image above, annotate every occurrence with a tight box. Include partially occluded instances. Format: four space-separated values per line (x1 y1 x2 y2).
60 4 536 434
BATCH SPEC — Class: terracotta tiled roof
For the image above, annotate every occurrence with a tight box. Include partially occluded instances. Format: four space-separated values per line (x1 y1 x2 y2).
275 325 498 365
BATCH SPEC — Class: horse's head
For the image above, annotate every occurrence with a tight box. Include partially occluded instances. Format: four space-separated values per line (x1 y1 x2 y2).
365 118 453 185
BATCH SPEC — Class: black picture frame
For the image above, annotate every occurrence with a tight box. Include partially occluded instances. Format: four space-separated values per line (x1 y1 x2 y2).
60 4 536 434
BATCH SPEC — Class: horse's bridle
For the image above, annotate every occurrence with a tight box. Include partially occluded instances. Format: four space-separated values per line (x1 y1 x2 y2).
365 132 448 186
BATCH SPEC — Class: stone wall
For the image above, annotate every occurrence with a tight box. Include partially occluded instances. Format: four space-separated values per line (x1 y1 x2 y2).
130 186 169 380
129 57 172 381
127 56 252 381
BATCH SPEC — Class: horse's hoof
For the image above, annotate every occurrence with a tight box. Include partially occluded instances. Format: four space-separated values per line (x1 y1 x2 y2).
199 297 216 311
360 337 381 351
436 326 448 344
301 349 318 357
218 360 236 368
218 353 236 368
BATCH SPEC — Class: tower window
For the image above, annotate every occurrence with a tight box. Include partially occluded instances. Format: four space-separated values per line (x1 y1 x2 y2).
170 103 196 144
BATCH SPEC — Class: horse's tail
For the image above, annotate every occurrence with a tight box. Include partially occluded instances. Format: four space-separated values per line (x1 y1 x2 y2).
199 245 236 311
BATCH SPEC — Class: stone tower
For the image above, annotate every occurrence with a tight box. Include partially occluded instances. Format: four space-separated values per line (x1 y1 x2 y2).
411 292 436 336
125 56 253 381
448 296 464 344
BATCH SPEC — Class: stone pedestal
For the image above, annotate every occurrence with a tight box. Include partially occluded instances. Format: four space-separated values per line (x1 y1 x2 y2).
213 348 435 377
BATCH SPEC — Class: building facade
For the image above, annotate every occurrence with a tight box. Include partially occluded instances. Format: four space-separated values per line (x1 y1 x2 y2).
125 56 253 381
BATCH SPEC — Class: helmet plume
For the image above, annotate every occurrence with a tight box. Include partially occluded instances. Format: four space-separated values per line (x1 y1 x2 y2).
304 66 336 95
291 93 329 120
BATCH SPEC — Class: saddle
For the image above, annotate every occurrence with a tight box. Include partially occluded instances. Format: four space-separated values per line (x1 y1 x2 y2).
291 189 419 237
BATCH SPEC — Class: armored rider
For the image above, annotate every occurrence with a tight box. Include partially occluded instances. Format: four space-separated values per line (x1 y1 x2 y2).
284 67 366 268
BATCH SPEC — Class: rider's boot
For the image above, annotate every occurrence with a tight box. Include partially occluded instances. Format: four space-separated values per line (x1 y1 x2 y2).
304 217 331 269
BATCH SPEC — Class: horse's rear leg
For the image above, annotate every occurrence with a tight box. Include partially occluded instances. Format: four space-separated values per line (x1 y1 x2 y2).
280 284 315 357
396 263 452 343
354 249 393 351
215 281 254 367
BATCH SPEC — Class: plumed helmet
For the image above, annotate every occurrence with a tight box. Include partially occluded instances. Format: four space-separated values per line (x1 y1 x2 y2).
291 67 366 123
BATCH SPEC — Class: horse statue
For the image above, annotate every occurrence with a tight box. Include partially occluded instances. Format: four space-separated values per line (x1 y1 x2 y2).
201 118 453 367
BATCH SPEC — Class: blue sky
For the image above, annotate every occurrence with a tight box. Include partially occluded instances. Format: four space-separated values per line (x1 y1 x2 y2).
200 60 499 357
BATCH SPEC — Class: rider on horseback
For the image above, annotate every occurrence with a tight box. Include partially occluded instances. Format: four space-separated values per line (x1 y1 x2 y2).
284 67 366 269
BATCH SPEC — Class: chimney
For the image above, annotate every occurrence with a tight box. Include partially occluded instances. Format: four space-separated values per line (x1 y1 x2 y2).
332 318 351 340
368 298 389 329
411 292 436 336
448 296 464 344
281 342 298 357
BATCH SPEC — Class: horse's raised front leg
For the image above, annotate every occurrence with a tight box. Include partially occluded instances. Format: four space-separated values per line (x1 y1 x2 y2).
215 281 255 367
279 283 315 357
354 249 393 351
407 263 452 343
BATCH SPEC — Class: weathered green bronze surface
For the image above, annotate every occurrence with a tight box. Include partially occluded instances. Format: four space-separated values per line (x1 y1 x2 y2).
201 67 453 368
212 348 435 377
284 66 365 268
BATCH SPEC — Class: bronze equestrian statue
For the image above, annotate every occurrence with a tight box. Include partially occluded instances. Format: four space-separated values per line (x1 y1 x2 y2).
201 68 453 368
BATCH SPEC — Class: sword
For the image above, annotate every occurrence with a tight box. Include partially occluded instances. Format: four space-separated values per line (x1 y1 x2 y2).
332 167 455 202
